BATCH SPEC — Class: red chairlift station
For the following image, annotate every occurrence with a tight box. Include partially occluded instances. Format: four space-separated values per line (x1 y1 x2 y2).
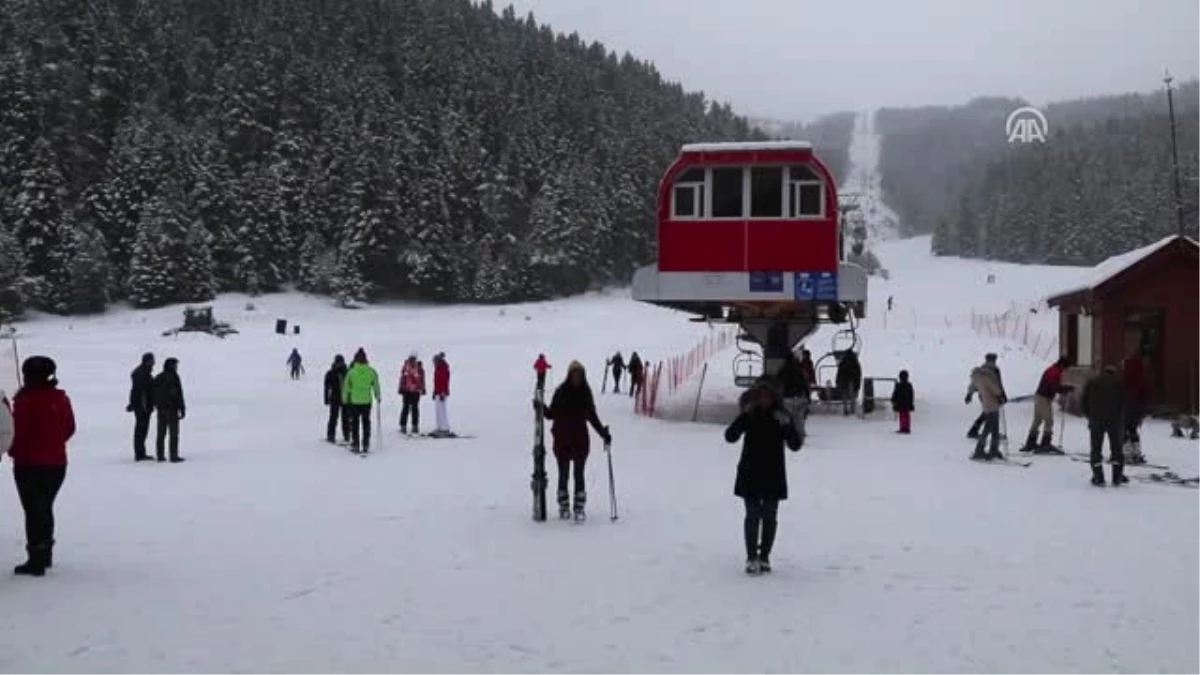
631 141 869 386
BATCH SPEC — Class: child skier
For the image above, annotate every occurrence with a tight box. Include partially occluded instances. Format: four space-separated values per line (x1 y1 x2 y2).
533 353 551 392
891 370 914 433
533 361 611 520
398 353 426 435
287 349 304 380
725 379 803 575
431 352 452 437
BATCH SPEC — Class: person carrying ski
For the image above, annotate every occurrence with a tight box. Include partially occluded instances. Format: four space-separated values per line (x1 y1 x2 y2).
126 352 156 462
398 353 426 436
323 354 350 444
628 352 644 399
152 357 186 463
0 389 13 456
7 356 76 576
725 379 803 575
287 349 304 380
891 369 914 434
969 361 1005 461
1121 352 1149 465
342 348 380 453
966 353 1006 439
533 361 611 520
1022 356 1073 452
1081 364 1127 486
835 350 862 416
431 352 452 438
533 353 551 392
608 351 625 394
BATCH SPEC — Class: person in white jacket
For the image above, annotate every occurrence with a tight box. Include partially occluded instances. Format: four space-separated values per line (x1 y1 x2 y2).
0 389 13 456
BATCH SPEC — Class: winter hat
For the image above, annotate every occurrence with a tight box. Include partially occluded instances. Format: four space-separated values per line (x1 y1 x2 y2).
354 348 367 363
899 369 909 381
164 357 179 371
22 355 57 386
409 351 418 360
141 352 155 365
568 360 585 373
985 353 998 362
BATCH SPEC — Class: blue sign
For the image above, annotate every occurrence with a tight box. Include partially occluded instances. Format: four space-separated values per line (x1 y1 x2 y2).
749 271 783 293
794 271 838 301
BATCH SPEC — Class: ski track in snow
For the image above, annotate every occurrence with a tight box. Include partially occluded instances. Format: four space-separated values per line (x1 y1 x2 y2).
841 110 901 242
0 240 1196 672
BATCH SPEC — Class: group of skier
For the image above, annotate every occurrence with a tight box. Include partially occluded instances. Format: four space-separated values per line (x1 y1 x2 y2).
604 351 645 397
126 352 187 463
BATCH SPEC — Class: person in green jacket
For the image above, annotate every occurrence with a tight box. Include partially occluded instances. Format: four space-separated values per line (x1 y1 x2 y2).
342 348 381 453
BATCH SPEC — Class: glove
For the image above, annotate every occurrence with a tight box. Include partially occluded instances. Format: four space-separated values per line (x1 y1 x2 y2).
126 404 134 413
600 426 612 445
531 399 542 412
999 394 1008 405
178 409 186 420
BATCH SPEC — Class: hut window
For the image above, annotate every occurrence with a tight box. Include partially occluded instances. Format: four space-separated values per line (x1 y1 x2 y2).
671 168 706 219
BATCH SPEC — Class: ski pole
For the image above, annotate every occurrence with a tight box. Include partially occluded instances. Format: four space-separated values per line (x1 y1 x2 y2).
376 402 383 450
605 441 618 522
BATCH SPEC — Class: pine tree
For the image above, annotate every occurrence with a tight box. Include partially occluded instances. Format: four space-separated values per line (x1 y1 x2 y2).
0 223 25 322
127 197 180 308
179 219 216 302
64 218 111 314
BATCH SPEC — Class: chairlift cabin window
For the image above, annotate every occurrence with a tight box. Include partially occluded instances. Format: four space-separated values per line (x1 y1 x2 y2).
787 165 824 218
671 168 707 219
750 167 784 218
710 167 745 218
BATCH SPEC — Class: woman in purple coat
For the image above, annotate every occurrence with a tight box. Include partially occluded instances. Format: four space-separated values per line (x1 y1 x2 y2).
534 361 611 519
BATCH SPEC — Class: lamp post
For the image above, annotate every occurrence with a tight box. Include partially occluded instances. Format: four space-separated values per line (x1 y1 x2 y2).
1164 71 1185 237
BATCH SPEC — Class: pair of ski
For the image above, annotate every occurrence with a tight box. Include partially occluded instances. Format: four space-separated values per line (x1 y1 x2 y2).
531 384 619 523
1065 452 1170 471
970 454 1032 468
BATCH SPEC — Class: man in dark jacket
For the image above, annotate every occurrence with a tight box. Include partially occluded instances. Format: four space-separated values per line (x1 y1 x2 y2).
608 352 625 394
126 352 156 462
966 353 1006 438
628 352 644 399
1081 364 1127 486
152 357 186 463
534 361 611 520
725 379 803 575
324 355 349 444
835 350 862 416
891 369 915 433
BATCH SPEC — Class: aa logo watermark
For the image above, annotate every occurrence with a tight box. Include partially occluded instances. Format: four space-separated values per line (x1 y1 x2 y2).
1006 106 1048 143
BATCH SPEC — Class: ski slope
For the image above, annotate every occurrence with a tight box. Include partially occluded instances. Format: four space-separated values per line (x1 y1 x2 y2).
840 111 901 242
0 239 1196 673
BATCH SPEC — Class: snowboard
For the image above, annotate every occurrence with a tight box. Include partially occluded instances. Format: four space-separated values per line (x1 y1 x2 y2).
532 387 548 522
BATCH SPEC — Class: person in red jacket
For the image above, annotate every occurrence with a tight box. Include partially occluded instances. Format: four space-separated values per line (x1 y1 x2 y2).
398 353 427 435
1022 356 1073 452
533 361 611 519
7 356 76 577
1122 353 1149 463
533 353 551 392
431 352 453 437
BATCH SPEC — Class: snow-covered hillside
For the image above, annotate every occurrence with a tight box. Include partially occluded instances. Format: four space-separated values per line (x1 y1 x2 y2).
840 110 901 242
0 242 1196 673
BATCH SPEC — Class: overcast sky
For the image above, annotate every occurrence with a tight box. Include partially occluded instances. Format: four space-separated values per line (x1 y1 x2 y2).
500 0 1199 122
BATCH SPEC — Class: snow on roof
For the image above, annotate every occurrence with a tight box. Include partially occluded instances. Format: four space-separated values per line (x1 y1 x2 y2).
680 140 813 153
1048 234 1198 300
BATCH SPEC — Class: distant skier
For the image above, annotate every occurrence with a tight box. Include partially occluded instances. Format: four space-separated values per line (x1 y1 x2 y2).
1121 352 1149 465
0 389 12 456
835 350 862 416
891 369 914 434
608 351 625 394
152 357 186 463
431 352 452 437
887 296 894 311
342 348 380 453
398 353 427 436
798 349 816 390
126 352 156 462
533 353 551 392
7 356 76 576
287 349 304 380
725 379 803 575
323 354 350 444
533 361 611 520
628 352 644 399
966 353 1006 439
777 352 810 418
1022 356 1073 452
969 360 1005 461
1081 364 1127 486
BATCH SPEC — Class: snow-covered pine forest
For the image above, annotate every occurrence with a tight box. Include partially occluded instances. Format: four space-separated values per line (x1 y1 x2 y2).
0 0 763 321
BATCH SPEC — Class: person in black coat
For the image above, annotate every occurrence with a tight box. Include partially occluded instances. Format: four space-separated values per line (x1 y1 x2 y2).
835 350 863 416
891 369 915 434
323 354 350 444
627 352 644 399
126 352 156 461
725 379 803 575
608 352 625 394
152 357 186 463
1081 364 1127 486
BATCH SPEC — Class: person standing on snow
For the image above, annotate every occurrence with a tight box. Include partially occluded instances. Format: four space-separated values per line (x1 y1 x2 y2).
533 361 611 519
342 348 380 453
777 352 810 419
628 352 644 399
608 351 625 394
725 379 803 575
126 352 156 462
533 353 551 392
969 361 1005 460
287 349 304 380
835 350 862 416
1121 352 1149 465
7 356 76 576
798 349 817 391
1081 364 1127 486
891 369 914 434
430 352 453 437
398 353 426 436
152 357 186 463
966 353 1007 439
1022 356 1073 452
323 354 350 444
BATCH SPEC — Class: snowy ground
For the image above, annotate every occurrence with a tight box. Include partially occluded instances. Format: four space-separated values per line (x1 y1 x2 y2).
1 238 1196 673
840 111 901 242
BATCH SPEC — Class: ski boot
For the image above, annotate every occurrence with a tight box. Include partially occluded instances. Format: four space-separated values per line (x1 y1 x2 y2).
1111 463 1128 486
14 542 50 577
573 490 587 522
987 447 1004 461
557 490 570 519
970 448 988 461
1124 442 1145 466
758 520 776 573
1018 431 1038 453
745 558 761 575
1091 464 1106 487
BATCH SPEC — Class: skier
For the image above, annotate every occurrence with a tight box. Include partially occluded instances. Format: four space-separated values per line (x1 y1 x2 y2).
1121 352 1149 465
1021 356 1073 452
7 356 76 576
608 351 625 394
1081 364 1127 486
152 357 186 463
126 352 156 462
533 353 551 392
777 352 810 419
891 369 914 434
835 350 862 416
287 349 304 380
323 354 350 444
398 353 426 435
532 361 612 520
798 349 817 390
430 352 452 438
0 389 12 455
342 348 380 453
724 379 803 575
627 352 644 399
969 360 1005 460
966 353 1007 439
887 295 894 311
